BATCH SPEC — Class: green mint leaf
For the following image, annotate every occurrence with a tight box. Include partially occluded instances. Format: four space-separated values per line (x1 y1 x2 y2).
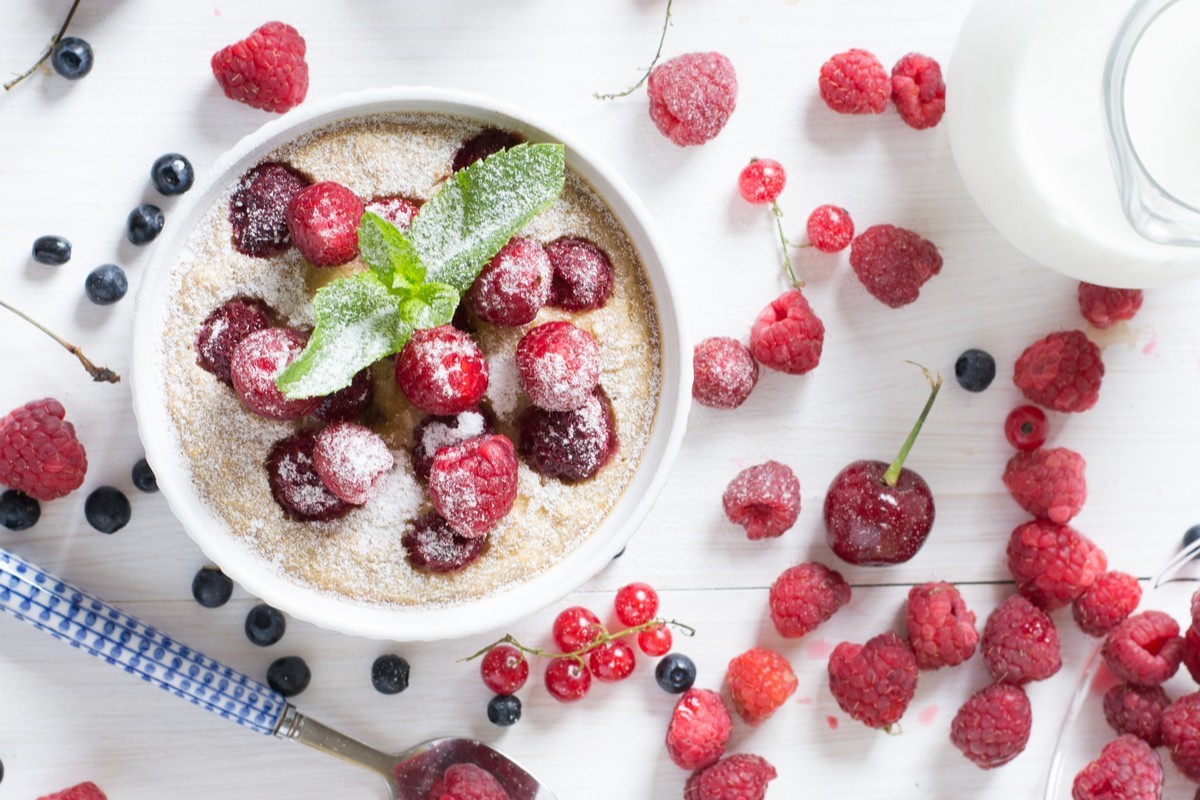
357 211 426 290
397 281 460 330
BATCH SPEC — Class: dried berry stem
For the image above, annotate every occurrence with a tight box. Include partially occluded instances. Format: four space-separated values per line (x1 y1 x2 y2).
771 200 804 289
0 298 120 383
461 617 694 667
4 0 83 91
594 0 674 100
882 364 941 487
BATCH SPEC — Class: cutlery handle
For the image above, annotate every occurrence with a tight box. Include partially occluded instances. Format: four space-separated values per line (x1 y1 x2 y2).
0 547 286 736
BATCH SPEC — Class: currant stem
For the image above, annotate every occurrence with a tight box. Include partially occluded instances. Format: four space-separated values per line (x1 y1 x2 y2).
771 200 803 289
4 0 83 91
459 617 693 663
0 298 120 383
593 0 674 100
882 364 941 488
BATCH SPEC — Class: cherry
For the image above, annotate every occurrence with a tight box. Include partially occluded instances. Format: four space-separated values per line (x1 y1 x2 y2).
544 658 591 702
588 641 636 682
638 624 673 657
480 644 529 695
552 606 603 652
737 159 786 204
823 367 942 566
1005 405 1048 452
614 582 659 627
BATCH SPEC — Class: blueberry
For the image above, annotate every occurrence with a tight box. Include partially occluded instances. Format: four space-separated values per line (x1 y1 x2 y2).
371 654 410 694
1183 525 1200 552
245 604 286 646
131 458 158 493
84 264 128 305
127 204 164 245
954 348 996 392
151 153 195 196
32 235 71 265
84 486 131 534
0 754 4 786
655 653 697 694
51 37 93 80
487 694 522 727
267 655 311 698
191 567 234 608
0 490 40 531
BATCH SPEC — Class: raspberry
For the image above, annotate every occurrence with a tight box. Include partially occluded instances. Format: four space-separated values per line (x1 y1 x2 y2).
1073 572 1142 637
480 645 529 695
1072 735 1163 800
818 49 890 114
467 237 552 326
890 53 946 130
312 421 393 505
684 754 777 800
427 434 518 537
1162 692 1200 780
614 582 659 626
1185 627 1200 683
426 762 510 800
1078 282 1144 329
411 407 494 482
517 388 617 482
588 640 636 682
544 657 591 702
806 205 855 253
827 632 919 729
722 460 801 540
1004 405 1048 451
515 321 601 412
906 581 979 670
768 562 851 639
0 398 87 501
266 429 351 522
692 337 759 409
1002 447 1087 524
195 296 273 385
725 647 798 727
211 21 308 113
230 327 320 421
1103 683 1170 747
395 326 489 415
401 512 486 573
849 224 943 308
951 683 1032 769
1013 330 1105 413
37 783 108 800
1102 611 1184 687
453 128 525 173
1006 519 1107 610
545 237 614 312
737 159 786 204
228 162 311 257
1191 587 1200 630
365 195 420 230
748 290 825 374
552 606 603 652
311 367 375 423
286 181 365 267
647 52 738 147
982 595 1062 684
665 688 733 771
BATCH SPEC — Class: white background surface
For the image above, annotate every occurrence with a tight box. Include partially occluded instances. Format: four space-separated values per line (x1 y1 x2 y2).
3 1 1200 798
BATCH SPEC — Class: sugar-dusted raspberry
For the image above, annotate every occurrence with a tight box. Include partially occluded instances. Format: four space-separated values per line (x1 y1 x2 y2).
211 21 308 113
395 326 489 415
749 289 825 375
906 581 979 670
228 162 311 257
266 429 351 522
1102 611 1184 687
286 181 364 267
693 337 759 410
849 224 943 308
1073 571 1142 637
467 237 552 326
666 688 733 771
1078 282 1144 329
1014 330 1105 413
402 512 486 573
36 782 108 800
1072 735 1163 800
982 595 1062 684
818 49 890 114
365 195 420 230
950 683 1032 769
426 762 510 800
453 128 526 172
312 421 394 505
891 53 946 130
1003 447 1087 524
722 460 801 540
515 321 601 412
1104 683 1170 747
427 434 518 537
230 327 320 421
311 368 375 423
0 398 87 502
518 388 617 483
1184 627 1200 683
806 205 855 253
545 237 614 312
195 297 273 386
726 647 798 727
769 562 851 639
1004 405 1048 452
647 51 738 147
1006 519 1107 610
827 632 919 729
411 407 494 482
1162 692 1200 780
737 159 786 205
684 754 777 800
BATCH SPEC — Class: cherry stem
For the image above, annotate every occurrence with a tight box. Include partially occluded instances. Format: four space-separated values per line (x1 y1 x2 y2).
4 0 83 91
459 617 695 666
771 200 804 289
594 0 674 100
0 298 120 383
882 363 941 488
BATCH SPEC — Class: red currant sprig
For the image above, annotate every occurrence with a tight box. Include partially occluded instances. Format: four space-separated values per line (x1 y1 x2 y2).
737 158 803 289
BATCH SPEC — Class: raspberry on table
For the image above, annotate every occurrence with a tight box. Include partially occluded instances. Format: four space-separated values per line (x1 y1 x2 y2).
426 762 511 800
1071 735 1163 800
769 562 851 639
666 688 733 771
365 195 420 230
726 647 798 727
906 581 979 670
211 21 308 113
1184 625 1200 685
1104 683 1170 747
1102 611 1184 687
684 753 777 800
545 237 614 312
311 367 375 423
1162 692 1200 780
427 434 519 537
737 159 786 204
818 49 890 114
1073 571 1141 637
1002 447 1087 524
647 51 738 147
411 408 494 482
395 326 489 415
1078 282 1144 329
230 327 320 421
36 782 108 800
266 429 352 522
1013 330 1105 413
950 683 1032 769
467 237 552 326
452 128 526 173
849 224 943 308
402 512 487 573
891 53 946 130
827 631 919 729
692 337 759 409
195 296 273 385
518 388 617 482
229 162 311 257
806 205 855 253
748 289 825 374
1004 405 1048 451
982 595 1062 684
312 421 394 505
286 181 365 267
0 398 87 501
1006 519 1107 610
515 321 601 412
722 460 801 540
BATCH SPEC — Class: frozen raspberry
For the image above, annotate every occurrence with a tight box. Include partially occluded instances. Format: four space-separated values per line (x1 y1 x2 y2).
411 408 494 482
467 237 552 326
982 595 1062 684
1006 519 1107 610
1078 282 1144 329
725 647 798 727
818 49 890 114
545 237 613 312
427 434 518 537
950 683 1032 769
749 290 825 375
515 321 601 412
37 783 108 800
1004 405 1048 451
1072 735 1163 800
211 21 308 113
1184 627 1200 683
266 429 351 522
890 53 946 130
1073 572 1142 637
395 326 489 415
827 632 919 729
684 754 777 800
453 128 525 172
1104 683 1170 747
906 581 979 670
286 181 364 267
518 388 617 482
737 159 786 204
312 422 393 505
1162 692 1200 780
195 297 273 385
768 562 851 639
1003 447 1087 524
230 327 319 420
722 460 801 540
849 224 943 308
666 688 733 771
1013 330 1105 413
1103 611 1184 687
806 205 855 253
402 512 486 573
647 51 738 147
426 762 510 800
311 368 375 423
228 162 311 257
588 640 636 682
0 398 87 501
693 337 759 410
365 195 420 230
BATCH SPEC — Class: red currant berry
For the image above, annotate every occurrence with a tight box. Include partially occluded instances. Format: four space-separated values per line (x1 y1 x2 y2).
614 582 659 627
544 658 591 702
637 624 673 657
480 644 529 695
552 606 602 652
1005 405 1048 451
738 159 786 204
588 641 636 682
806 205 855 253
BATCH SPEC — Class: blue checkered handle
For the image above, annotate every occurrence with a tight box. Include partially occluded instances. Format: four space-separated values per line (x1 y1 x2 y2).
0 547 286 736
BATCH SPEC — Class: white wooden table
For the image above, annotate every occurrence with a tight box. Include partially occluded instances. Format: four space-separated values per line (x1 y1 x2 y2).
3 1 1199 797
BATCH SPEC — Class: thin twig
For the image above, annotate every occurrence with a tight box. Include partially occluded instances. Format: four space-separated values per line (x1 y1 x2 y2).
458 617 693 663
0 299 120 383
594 0 674 100
771 200 803 289
5 0 84 91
